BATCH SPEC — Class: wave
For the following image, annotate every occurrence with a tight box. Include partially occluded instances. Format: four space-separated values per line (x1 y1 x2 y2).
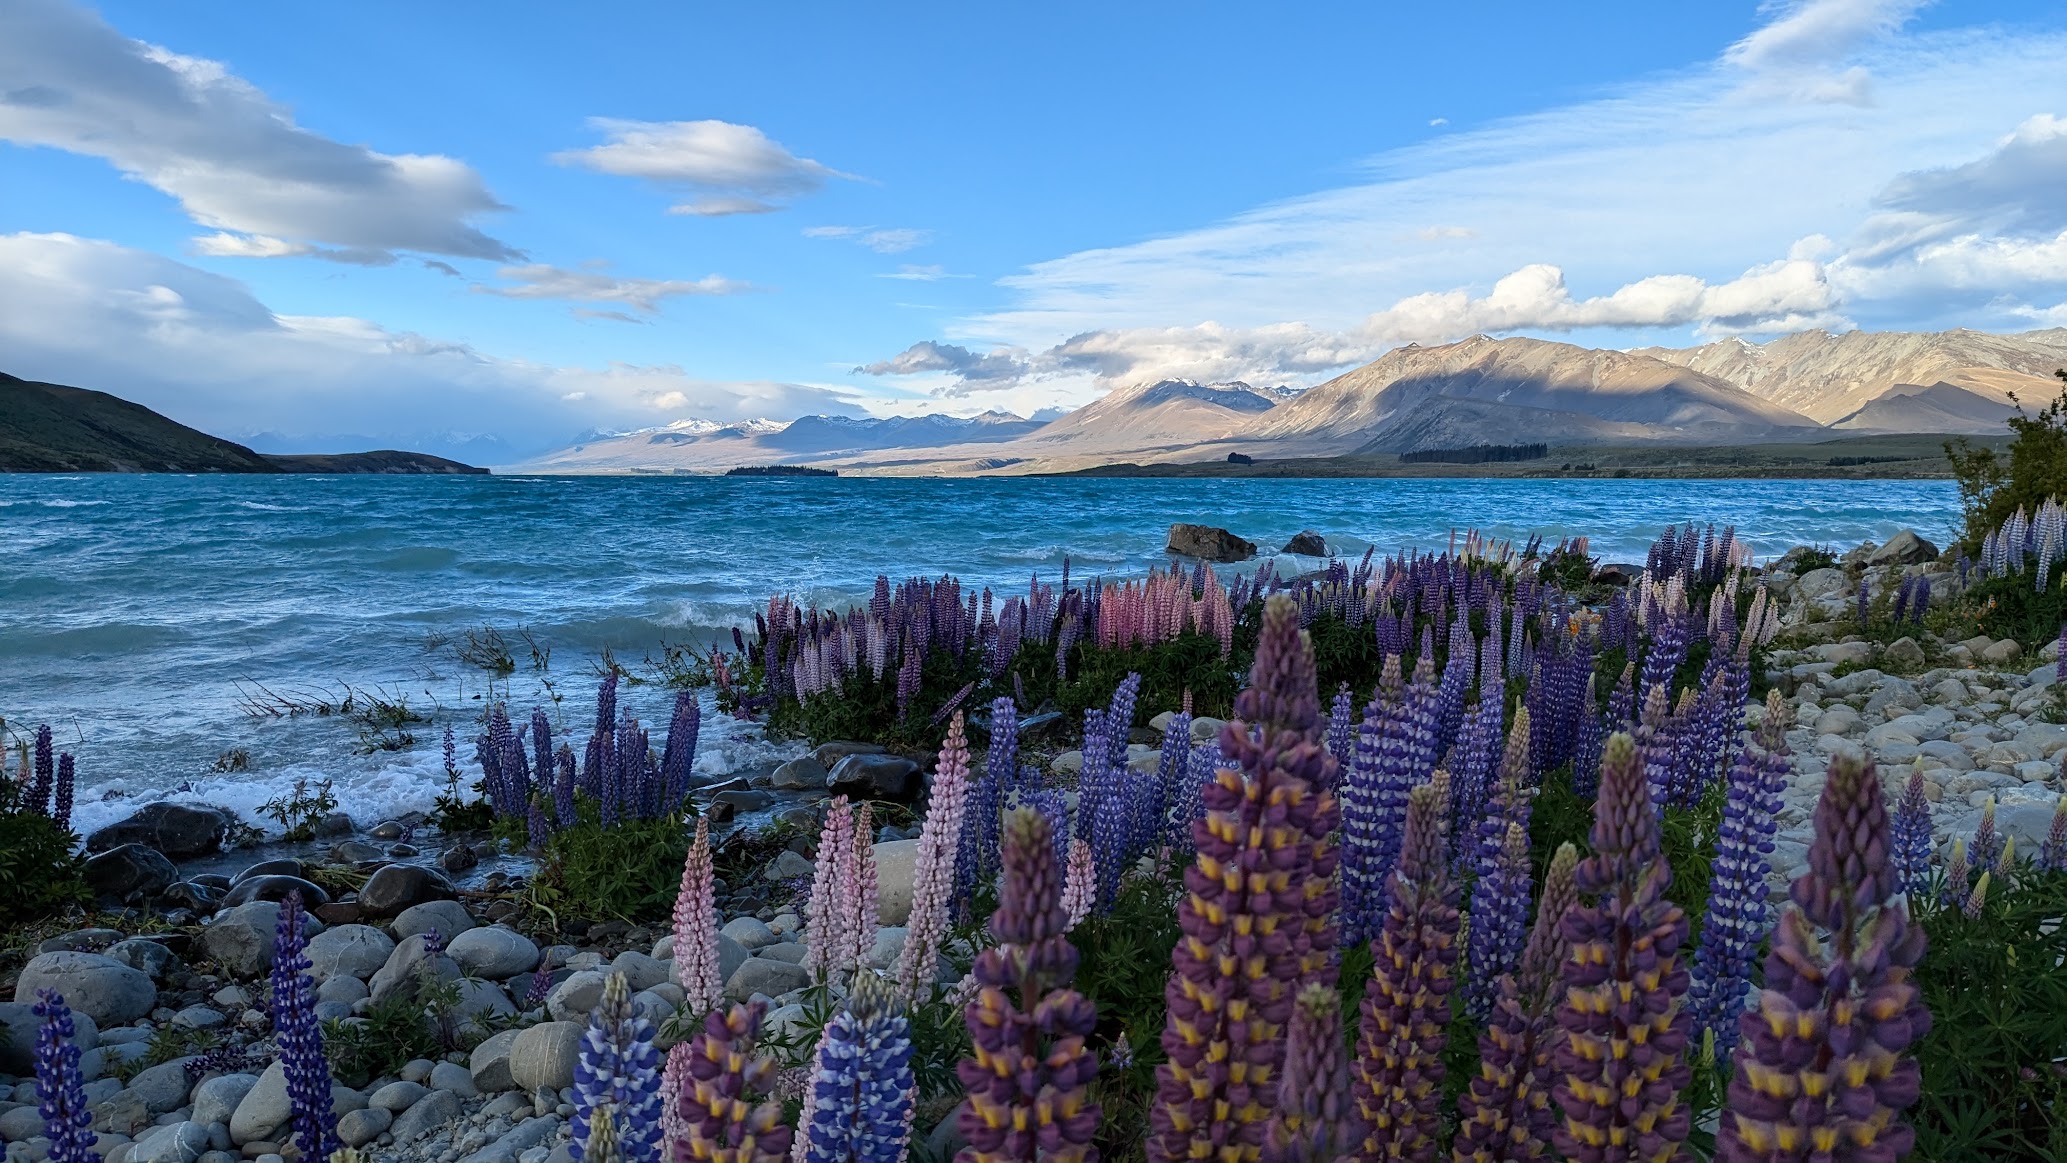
0 498 111 508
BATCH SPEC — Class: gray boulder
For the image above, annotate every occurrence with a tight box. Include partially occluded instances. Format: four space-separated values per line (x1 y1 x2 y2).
1868 531 1938 566
13 952 156 1025
452 978 517 1034
724 957 809 1001
609 951 669 992
356 865 456 918
768 756 829 791
389 1089 463 1145
129 1058 200 1113
336 1107 391 1148
390 899 475 943
369 1081 429 1113
429 1061 478 1098
84 845 179 904
827 754 921 802
1167 523 1255 563
469 1028 524 1092
305 925 395 983
508 1022 583 1092
85 803 231 858
132 1120 208 1163
762 850 814 881
190 1074 259 1129
448 927 539 979
367 933 461 1007
229 1063 292 1144
545 971 607 1022
1281 530 1327 557
103 939 180 982
720 917 777 951
202 902 289 979
0 1002 97 1074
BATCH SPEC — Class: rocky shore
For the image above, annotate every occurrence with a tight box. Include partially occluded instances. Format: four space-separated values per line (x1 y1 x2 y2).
4 528 2060 1163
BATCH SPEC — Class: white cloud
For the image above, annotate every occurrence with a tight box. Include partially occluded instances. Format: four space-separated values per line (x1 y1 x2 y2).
879 264 957 281
1428 118 1449 127
553 119 849 216
803 225 933 253
0 232 854 455
477 263 752 312
0 0 517 263
1725 0 1925 72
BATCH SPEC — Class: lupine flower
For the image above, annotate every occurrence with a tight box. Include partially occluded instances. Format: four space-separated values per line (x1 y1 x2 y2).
30 725 54 817
1719 749 1931 1163
572 972 662 1163
2041 796 2067 872
800 974 914 1163
959 696 1019 910
1891 763 1934 898
898 713 973 1001
1353 781 1459 1161
1261 985 1362 1163
1964 870 1991 917
803 798 856 985
525 967 554 1011
957 808 1100 1163
1461 820 1532 1022
673 817 723 1014
270 892 340 1163
32 990 98 1163
1150 595 1339 1163
1942 838 1970 908
1970 795 2003 870
1061 839 1096 932
1551 733 1693 1162
845 804 880 974
587 1107 624 1163
1688 691 1792 1061
1327 685 1356 770
677 1002 793 1163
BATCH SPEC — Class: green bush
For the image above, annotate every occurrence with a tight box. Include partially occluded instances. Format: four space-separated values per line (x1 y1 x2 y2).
0 778 89 927
1964 570 2067 653
1911 864 2067 1159
535 806 694 923
1947 370 2067 551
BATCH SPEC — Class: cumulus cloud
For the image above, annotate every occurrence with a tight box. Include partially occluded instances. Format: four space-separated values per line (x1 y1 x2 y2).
553 119 849 216
476 263 752 312
855 341 1029 384
0 232 853 456
803 225 932 253
0 0 518 263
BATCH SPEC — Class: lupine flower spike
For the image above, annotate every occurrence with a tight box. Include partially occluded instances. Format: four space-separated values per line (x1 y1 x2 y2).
956 807 1100 1163
1261 984 1362 1163
801 973 915 1163
677 1002 793 1163
572 972 663 1163
1890 762 1933 899
2041 795 2067 872
270 892 340 1163
1149 595 1339 1163
1353 781 1460 1162
1551 733 1693 1163
1061 839 1096 932
31 990 99 1163
898 712 973 1001
1719 749 1931 1163
673 816 723 1013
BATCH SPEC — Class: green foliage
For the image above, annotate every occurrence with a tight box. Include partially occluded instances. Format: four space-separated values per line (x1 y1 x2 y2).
0 776 89 926
1072 863 1186 1163
1661 783 1724 945
258 776 337 842
1911 864 2067 1160
1947 371 2067 551
535 806 693 923
1057 634 1242 727
135 1024 221 1071
1965 569 2067 654
323 989 448 1089
1528 763 1595 883
1789 544 1841 573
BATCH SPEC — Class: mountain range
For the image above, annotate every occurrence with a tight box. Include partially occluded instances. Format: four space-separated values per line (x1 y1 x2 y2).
517 326 2067 476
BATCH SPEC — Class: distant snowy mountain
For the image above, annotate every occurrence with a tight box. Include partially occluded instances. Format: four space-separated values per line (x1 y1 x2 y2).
513 410 1044 472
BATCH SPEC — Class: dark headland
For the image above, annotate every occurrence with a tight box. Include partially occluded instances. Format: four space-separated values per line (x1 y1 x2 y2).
0 373 487 474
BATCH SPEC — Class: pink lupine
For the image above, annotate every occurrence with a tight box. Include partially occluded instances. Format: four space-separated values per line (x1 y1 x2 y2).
897 713 974 1001
1061 839 1096 932
673 816 723 1014
805 798 856 984
847 804 880 975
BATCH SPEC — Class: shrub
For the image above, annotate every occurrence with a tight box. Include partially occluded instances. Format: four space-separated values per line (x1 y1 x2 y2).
1947 370 2067 550
534 807 694 923
0 777 88 927
258 777 338 842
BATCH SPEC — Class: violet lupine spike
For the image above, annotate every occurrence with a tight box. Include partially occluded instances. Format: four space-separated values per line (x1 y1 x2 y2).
898 712 972 1001
801 974 915 1163
555 745 578 827
1261 984 1363 1163
1891 763 1934 899
1687 691 1792 1063
1150 595 1338 1163
1941 839 1970 908
1970 795 2003 871
1352 781 1459 1162
31 990 98 1163
1551 733 1693 1163
845 804 880 975
672 816 723 1015
1327 685 1356 771
960 695 1018 906
1455 842 1580 1163
1461 819 1532 1023
30 725 53 817
676 1002 793 1163
269 892 339 1163
956 808 1100 1163
1060 838 1096 932
659 692 701 815
1719 749 1931 1163
571 972 663 1163
52 753 75 833
2041 796 2067 872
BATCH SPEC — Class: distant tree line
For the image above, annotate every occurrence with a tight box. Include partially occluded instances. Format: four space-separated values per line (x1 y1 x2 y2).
726 464 839 477
1398 442 1548 465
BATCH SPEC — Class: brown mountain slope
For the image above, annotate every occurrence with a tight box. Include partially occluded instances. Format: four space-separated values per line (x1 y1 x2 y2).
1240 335 1814 455
1635 327 2067 425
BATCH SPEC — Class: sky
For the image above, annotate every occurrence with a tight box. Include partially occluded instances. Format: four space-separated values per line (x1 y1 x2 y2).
3 0 2066 458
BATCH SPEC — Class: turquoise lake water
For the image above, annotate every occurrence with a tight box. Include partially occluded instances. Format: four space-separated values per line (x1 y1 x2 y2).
0 473 1962 832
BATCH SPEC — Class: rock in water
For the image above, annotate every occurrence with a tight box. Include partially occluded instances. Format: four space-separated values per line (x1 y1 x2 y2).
85 803 232 858
83 844 178 903
827 753 921 801
1166 523 1256 563
1281 530 1327 556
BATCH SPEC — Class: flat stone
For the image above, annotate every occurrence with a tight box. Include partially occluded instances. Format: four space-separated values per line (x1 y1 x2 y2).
826 754 922 802
1983 639 2024 665
447 928 538 979
202 903 288 979
719 918 777 951
430 1062 478 1097
545 971 607 1023
724 957 809 1002
389 1089 462 1145
218 876 330 910
132 1120 208 1163
12 952 156 1026
508 1023 582 1093
762 850 814 881
189 1076 258 1130
229 1064 291 1145
305 925 396 984
768 756 828 791
468 1029 523 1093
356 866 456 919
390 900 475 942
369 1081 429 1113
609 952 669 992
335 1107 390 1149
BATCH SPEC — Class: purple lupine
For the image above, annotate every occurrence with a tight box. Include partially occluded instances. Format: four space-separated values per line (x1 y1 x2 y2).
957 808 1100 1163
1150 594 1338 1162
1892 764 1934 897
1970 795 2003 871
1353 781 1460 1160
1340 671 1395 945
1912 576 1931 623
1261 984 1362 1163
52 753 75 832
2041 796 2067 872
530 707 554 795
1461 819 1533 1022
572 972 662 1163
1571 673 1605 802
1327 685 1355 771
31 990 98 1163
1687 691 1792 1061
30 725 54 817
1169 741 1219 855
801 974 914 1163
1551 733 1693 1162
958 696 1016 912
269 892 339 1163
676 1002 792 1163
659 692 701 815
554 745 577 827
442 723 458 780
1719 749 1931 1162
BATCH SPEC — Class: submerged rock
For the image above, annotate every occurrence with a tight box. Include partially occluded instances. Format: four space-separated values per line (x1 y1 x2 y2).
86 803 232 859
1166 523 1256 563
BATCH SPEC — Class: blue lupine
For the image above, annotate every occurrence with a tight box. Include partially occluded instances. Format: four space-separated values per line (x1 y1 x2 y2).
1687 694 1792 1060
269 892 339 1163
554 745 577 827
1462 819 1533 1022
659 692 700 814
1891 765 1933 899
1152 710 1194 840
1170 742 1220 854
531 708 555 797
31 725 53 817
53 753 76 833
1571 673 1605 802
801 975 915 1163
442 724 458 780
1327 686 1355 772
32 990 98 1163
958 696 1017 912
571 972 662 1163
1640 605 1688 704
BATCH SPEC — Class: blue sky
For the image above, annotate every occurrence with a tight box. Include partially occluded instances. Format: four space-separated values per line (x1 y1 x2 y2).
3 0 2066 456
